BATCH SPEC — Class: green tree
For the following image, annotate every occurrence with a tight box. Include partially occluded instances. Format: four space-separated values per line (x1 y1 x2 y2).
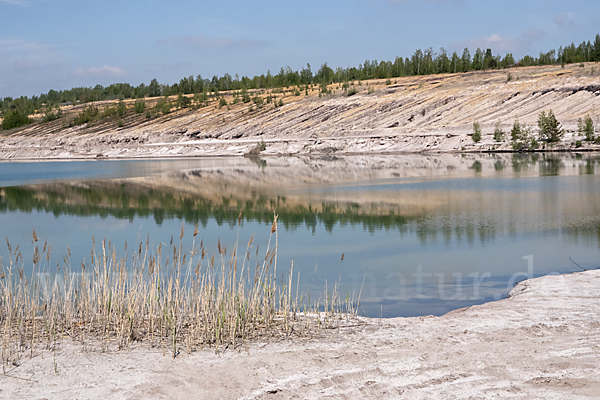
461 48 471 72
315 62 335 84
578 115 595 141
1 108 32 130
493 122 504 142
149 79 161 97
450 51 460 73
501 53 515 68
483 48 497 69
511 119 523 141
300 63 313 84
472 48 484 70
537 110 563 143
472 121 482 143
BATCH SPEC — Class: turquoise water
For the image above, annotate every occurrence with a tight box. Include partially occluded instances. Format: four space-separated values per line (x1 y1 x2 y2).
1 154 599 317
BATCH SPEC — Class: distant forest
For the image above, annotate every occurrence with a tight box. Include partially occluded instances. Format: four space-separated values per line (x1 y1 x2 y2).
1 33 600 129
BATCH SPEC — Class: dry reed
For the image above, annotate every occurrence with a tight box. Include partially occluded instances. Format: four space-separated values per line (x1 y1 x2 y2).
0 217 359 370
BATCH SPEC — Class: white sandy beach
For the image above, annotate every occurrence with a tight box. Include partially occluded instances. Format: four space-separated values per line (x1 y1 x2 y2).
1 269 599 399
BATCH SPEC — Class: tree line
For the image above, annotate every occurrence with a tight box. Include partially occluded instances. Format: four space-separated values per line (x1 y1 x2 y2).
2 33 600 130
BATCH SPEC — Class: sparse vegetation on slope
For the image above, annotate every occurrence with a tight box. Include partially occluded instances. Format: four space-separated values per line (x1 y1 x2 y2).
2 33 600 131
1 63 600 157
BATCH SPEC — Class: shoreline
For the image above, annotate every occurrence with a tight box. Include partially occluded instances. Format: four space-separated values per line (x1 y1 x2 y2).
1 147 600 163
1 269 599 398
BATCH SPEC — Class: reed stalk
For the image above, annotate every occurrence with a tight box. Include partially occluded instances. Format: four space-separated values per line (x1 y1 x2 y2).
0 219 358 367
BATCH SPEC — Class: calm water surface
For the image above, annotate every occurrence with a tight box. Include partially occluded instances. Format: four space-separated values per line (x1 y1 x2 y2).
1 154 599 317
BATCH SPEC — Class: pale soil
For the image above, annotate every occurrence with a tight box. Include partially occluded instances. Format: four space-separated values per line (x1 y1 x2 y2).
1 269 599 399
2 63 600 160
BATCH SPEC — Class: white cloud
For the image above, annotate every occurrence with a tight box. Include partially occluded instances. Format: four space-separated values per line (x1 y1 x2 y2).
156 34 267 50
73 65 126 77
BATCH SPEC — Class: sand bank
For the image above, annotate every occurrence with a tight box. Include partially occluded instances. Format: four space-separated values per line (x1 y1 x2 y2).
1 269 599 399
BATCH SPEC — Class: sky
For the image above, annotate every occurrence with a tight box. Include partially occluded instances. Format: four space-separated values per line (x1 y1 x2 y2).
1 0 599 98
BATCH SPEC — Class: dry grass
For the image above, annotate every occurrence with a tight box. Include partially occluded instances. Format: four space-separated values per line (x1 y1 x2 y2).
0 215 359 371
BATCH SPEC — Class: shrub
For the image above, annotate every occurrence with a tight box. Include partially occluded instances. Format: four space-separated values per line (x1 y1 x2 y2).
181 95 191 108
156 98 172 115
530 137 539 149
512 141 528 151
134 99 146 113
219 98 227 109
472 121 482 143
385 79 392 85
102 104 117 118
252 96 263 107
117 100 127 117
347 88 358 96
41 106 63 123
1 108 32 130
71 104 100 126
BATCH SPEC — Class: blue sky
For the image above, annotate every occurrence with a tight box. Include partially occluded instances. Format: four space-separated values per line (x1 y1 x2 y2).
1 0 599 98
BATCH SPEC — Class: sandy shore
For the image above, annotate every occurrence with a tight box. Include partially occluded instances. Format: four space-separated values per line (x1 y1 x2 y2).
1 269 599 399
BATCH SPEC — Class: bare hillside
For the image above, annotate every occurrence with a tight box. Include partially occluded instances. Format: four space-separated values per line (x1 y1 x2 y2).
1 63 600 159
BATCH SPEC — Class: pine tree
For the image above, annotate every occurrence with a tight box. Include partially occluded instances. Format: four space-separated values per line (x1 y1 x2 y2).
493 122 504 142
578 115 595 141
511 119 522 141
537 110 564 143
472 121 482 143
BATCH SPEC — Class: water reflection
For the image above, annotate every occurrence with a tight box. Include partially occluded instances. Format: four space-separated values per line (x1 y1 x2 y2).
1 153 599 317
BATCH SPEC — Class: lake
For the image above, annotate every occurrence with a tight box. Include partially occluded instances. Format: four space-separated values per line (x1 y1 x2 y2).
1 153 599 317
